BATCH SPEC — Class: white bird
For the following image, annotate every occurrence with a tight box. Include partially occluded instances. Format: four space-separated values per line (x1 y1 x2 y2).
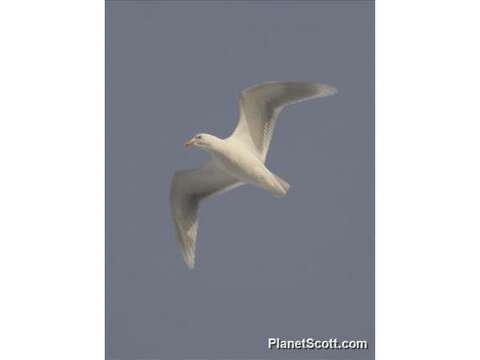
170 81 338 269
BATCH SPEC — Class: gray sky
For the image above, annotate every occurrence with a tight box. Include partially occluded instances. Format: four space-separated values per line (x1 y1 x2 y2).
106 1 374 359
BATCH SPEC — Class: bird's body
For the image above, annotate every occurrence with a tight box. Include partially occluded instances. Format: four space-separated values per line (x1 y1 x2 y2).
209 137 288 197
170 81 338 268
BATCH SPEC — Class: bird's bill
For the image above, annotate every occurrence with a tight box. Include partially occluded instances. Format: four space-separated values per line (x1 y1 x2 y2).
184 138 196 148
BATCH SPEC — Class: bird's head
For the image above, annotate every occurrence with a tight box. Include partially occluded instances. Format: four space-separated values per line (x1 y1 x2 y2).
184 133 218 150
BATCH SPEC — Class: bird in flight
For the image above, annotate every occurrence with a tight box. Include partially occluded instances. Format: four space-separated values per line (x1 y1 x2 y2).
170 81 338 269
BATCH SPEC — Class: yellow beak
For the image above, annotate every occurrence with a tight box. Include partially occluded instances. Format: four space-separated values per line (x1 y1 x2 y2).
184 138 195 148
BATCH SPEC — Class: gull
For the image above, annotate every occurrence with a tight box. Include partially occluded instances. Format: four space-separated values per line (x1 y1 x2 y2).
170 81 337 269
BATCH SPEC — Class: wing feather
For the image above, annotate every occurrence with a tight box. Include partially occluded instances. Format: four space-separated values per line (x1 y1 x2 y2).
230 81 338 161
170 162 242 269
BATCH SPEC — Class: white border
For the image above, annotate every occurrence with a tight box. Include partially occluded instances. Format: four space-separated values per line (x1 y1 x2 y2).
0 1 104 359
377 0 480 358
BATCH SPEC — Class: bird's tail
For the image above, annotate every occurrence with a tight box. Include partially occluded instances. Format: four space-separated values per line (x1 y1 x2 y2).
272 174 290 197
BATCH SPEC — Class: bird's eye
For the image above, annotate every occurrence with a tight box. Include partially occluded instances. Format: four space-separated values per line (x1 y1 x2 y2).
196 135 202 139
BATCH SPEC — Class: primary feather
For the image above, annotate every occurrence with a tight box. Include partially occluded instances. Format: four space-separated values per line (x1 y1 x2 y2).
230 81 338 161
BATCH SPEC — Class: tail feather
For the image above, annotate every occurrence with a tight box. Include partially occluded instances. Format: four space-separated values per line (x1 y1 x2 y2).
273 174 290 197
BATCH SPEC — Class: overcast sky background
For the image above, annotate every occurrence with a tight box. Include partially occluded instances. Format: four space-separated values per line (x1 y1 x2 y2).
106 1 374 359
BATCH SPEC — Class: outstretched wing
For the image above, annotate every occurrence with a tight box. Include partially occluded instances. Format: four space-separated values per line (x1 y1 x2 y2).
170 161 242 269
230 81 338 162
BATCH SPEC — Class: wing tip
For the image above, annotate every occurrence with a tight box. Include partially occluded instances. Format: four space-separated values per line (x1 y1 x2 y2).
172 217 197 270
313 83 338 97
179 238 196 270
184 254 195 269
178 239 196 269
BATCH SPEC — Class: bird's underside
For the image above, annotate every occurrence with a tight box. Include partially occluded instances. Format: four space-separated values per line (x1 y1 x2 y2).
170 81 338 269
